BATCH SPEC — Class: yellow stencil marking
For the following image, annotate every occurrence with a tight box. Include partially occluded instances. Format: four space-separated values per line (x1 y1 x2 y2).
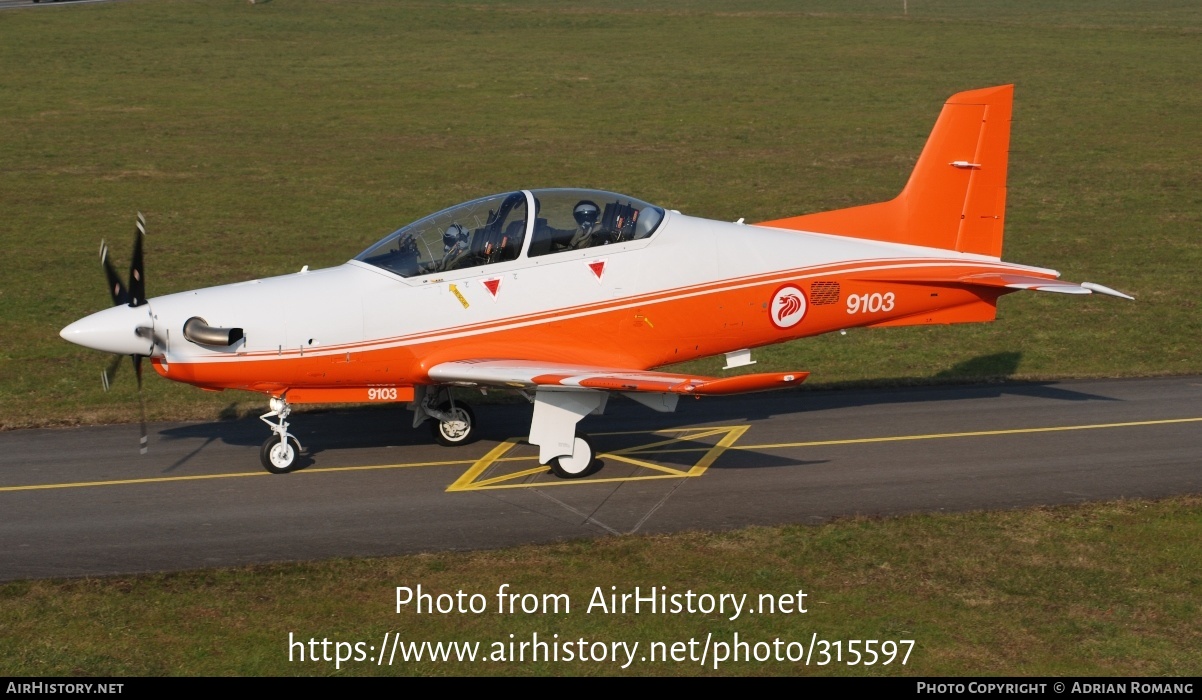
449 283 469 309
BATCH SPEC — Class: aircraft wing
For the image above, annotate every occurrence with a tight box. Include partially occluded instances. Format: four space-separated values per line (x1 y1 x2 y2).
427 359 807 396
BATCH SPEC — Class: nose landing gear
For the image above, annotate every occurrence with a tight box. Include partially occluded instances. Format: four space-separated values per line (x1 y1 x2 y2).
259 396 302 474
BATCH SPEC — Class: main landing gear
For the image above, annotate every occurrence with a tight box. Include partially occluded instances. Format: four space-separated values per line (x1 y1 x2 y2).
412 386 478 447
429 401 476 447
547 432 595 479
527 389 603 479
253 387 602 480
414 386 600 479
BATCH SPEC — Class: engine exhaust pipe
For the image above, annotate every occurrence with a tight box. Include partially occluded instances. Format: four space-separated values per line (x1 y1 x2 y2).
183 317 244 346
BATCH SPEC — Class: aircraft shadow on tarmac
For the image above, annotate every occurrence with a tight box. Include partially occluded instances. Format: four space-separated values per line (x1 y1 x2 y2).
155 352 1117 475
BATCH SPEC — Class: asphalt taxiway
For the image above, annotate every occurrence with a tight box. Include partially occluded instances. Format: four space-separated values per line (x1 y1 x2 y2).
1 376 1199 581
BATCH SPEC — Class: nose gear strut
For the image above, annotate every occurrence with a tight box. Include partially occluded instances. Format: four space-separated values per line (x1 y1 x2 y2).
259 396 302 473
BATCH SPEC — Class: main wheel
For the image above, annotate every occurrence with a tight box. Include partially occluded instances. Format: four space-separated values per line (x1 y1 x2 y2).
548 433 596 479
430 401 476 446
260 435 301 474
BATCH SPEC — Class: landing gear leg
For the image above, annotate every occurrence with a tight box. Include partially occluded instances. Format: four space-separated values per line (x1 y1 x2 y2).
412 386 477 446
259 396 302 474
530 389 605 479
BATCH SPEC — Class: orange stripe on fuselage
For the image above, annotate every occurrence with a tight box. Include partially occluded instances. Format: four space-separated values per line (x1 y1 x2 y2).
153 259 1020 395
180 257 1042 363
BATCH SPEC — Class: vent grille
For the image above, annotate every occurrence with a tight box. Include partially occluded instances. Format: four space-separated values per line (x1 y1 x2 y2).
810 281 841 306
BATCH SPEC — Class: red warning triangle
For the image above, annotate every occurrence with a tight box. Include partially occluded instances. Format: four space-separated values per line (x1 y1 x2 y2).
482 278 501 298
588 260 606 280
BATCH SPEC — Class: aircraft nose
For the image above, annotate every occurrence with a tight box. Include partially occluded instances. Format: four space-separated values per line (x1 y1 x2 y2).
60 304 156 356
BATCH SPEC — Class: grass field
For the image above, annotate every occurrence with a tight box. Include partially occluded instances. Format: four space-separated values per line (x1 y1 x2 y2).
1 0 1200 427
1 0 1199 677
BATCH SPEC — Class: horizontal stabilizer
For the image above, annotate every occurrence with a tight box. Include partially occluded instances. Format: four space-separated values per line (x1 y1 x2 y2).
960 273 1090 294
428 359 807 395
960 273 1133 299
1081 282 1135 300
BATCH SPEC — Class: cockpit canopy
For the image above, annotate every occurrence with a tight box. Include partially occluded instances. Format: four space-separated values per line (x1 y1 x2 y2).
356 189 665 278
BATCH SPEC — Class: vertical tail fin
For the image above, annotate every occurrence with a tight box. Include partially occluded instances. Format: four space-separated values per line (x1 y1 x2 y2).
759 85 1013 258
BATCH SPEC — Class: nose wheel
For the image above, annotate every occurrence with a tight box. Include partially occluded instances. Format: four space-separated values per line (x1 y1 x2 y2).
260 435 301 474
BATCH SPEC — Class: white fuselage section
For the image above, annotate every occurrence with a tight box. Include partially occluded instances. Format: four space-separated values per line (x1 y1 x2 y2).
138 209 1040 367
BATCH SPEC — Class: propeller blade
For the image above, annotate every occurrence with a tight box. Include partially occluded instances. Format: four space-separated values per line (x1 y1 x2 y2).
134 354 148 454
101 354 122 392
95 212 153 454
99 240 130 306
128 212 147 307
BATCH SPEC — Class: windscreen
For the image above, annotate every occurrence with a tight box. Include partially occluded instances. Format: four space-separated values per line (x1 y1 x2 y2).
356 192 527 277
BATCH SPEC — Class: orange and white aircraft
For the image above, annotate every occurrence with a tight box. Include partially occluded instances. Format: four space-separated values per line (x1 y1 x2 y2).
61 85 1131 477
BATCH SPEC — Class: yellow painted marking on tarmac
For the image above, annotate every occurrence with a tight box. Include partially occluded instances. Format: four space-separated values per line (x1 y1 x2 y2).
461 472 694 491
690 425 750 476
304 458 480 472
591 426 744 438
606 427 734 456
735 416 1202 451
575 417 1202 456
469 466 549 489
0 471 272 492
446 438 522 492
447 426 746 491
9 417 1196 495
586 426 747 477
3 427 729 494
0 457 474 493
602 453 689 475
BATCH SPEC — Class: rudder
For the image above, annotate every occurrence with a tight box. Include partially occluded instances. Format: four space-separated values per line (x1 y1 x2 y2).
759 85 1013 258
